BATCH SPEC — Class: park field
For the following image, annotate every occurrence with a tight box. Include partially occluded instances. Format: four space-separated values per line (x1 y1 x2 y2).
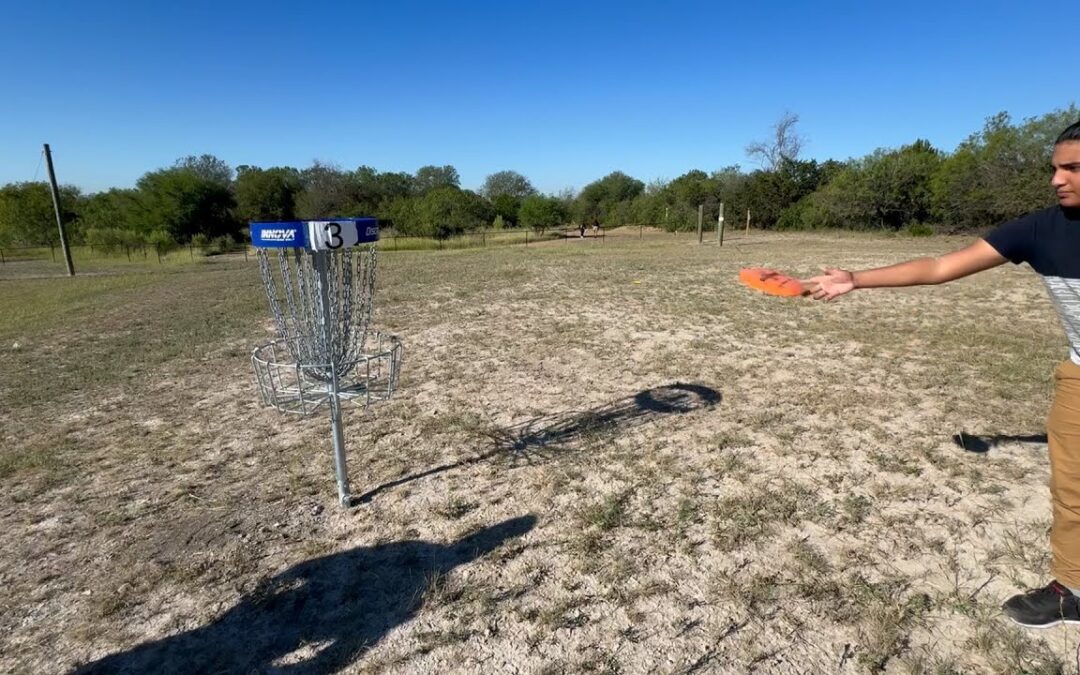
1 228 1076 674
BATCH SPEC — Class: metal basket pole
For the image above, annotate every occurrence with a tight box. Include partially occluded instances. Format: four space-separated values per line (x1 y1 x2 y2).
313 250 352 505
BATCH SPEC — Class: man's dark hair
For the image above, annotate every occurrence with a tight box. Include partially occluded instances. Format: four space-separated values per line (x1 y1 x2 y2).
1056 119 1080 145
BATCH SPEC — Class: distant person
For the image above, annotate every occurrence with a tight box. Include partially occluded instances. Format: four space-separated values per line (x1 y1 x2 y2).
579 222 586 238
592 219 601 236
805 119 1080 628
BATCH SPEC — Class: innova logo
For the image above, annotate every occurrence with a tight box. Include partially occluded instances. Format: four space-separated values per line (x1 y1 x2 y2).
262 228 297 241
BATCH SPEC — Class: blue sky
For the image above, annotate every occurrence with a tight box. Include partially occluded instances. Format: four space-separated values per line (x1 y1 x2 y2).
1 1 1072 195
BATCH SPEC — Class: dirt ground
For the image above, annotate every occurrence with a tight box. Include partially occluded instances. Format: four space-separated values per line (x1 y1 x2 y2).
2 229 1078 674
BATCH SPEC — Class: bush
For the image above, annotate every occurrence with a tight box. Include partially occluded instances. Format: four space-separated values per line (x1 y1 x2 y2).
210 235 236 254
906 223 935 237
147 230 179 254
84 227 144 254
776 200 809 230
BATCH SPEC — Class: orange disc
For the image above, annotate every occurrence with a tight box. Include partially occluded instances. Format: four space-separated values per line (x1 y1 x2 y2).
738 267 805 297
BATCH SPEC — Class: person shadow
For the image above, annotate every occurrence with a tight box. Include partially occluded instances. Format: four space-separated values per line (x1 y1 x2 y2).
73 515 536 675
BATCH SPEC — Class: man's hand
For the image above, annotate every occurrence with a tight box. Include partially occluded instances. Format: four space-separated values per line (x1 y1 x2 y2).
801 240 1007 301
803 267 855 301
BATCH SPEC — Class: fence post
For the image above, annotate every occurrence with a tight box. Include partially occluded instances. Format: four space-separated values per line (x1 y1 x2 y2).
189 243 194 260
50 244 56 262
156 245 163 264
0 248 4 264
718 201 725 246
525 230 529 246
697 204 704 244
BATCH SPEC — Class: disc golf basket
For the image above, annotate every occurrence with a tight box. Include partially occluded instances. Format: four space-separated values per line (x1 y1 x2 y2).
250 218 402 506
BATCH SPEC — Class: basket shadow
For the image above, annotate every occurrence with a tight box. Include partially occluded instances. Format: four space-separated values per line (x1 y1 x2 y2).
354 382 721 504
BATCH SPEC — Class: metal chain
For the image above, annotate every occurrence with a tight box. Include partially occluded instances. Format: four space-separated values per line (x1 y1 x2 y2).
256 243 380 382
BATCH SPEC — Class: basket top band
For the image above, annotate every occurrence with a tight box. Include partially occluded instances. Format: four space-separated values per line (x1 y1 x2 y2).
251 219 379 250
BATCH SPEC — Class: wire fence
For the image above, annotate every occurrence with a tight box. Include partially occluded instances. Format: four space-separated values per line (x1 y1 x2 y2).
0 226 613 265
0 222 769 274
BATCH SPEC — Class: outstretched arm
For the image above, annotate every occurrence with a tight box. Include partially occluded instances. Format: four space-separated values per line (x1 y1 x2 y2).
804 239 1009 301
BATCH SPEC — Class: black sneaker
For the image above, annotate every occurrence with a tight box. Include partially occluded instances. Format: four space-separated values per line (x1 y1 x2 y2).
1002 580 1080 628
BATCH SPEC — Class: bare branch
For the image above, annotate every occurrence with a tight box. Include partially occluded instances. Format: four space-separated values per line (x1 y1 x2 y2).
746 112 804 170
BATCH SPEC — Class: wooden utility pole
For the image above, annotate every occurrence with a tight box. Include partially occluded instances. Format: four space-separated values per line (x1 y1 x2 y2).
697 204 704 243
43 144 74 276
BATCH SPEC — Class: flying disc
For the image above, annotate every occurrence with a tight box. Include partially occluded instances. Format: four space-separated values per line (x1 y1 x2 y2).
738 267 805 297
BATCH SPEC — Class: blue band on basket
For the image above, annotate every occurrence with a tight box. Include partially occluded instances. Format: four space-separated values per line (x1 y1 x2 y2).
250 219 379 250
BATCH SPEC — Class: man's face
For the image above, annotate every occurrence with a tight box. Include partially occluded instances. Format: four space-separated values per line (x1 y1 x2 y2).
1052 141 1080 208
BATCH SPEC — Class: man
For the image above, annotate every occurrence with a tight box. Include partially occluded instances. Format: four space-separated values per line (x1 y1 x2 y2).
805 119 1080 628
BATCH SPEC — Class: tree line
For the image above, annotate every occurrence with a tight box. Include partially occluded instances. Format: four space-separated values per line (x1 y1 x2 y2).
1 104 1075 250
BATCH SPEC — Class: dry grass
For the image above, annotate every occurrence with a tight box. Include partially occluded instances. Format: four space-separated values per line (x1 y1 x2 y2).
2 228 1078 673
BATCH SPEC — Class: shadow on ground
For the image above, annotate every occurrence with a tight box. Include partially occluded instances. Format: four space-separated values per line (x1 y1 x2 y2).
356 382 721 504
953 431 1048 454
74 515 536 674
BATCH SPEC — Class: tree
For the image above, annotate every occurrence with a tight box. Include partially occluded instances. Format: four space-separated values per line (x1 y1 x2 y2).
371 171 415 203
481 170 537 226
519 195 567 234
378 196 421 234
174 154 233 186
416 187 493 238
137 166 238 242
862 140 942 228
0 182 81 247
235 166 301 222
489 194 521 226
295 161 357 219
745 112 804 170
667 170 715 208
575 171 644 224
733 158 828 229
353 166 414 214
481 170 536 200
414 165 460 194
78 188 146 239
931 106 1079 230
779 144 940 231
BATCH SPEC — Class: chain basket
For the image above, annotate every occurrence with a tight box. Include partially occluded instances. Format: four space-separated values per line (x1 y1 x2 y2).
252 331 402 415
249 218 402 506
256 244 379 382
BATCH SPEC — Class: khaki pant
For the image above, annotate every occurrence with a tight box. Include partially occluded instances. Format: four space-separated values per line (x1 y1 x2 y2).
1050 359 1080 587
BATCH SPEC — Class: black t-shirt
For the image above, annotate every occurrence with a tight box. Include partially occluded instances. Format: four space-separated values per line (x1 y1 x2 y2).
984 206 1080 363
